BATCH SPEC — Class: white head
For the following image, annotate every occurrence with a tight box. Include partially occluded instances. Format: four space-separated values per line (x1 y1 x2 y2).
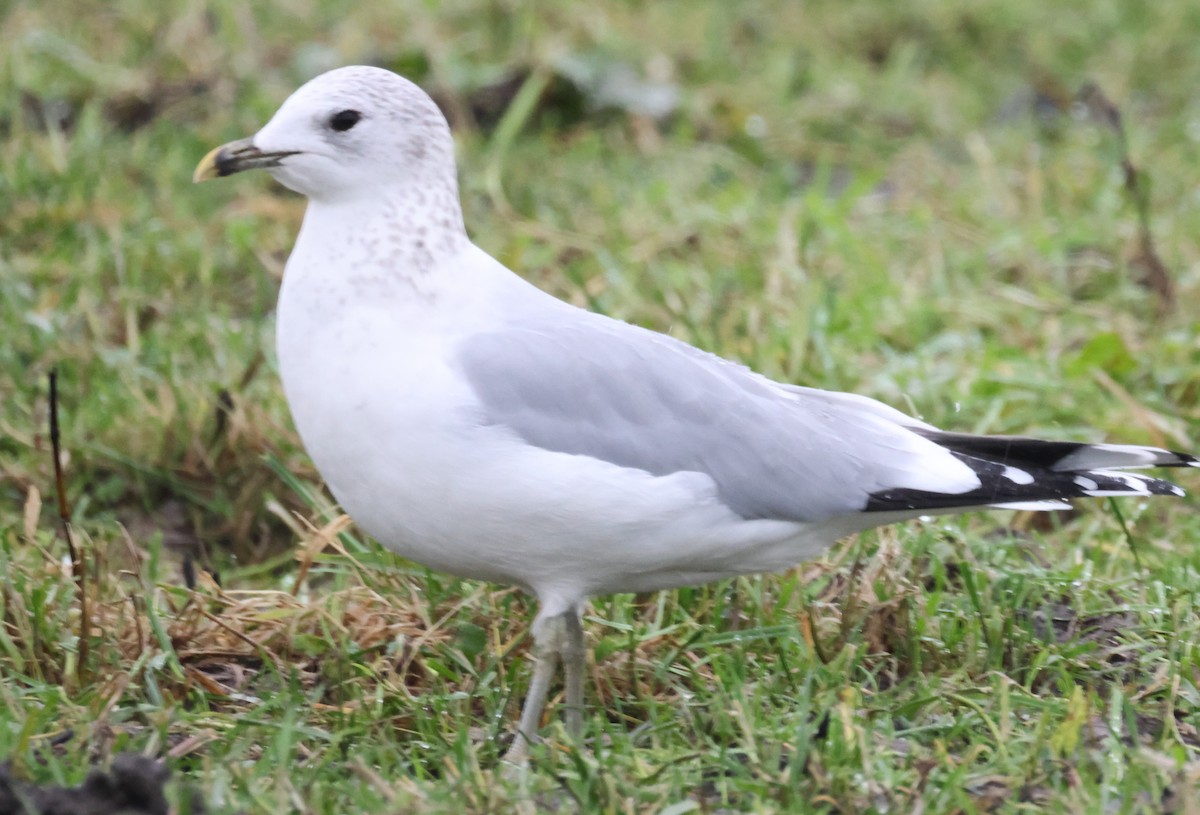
195 66 457 204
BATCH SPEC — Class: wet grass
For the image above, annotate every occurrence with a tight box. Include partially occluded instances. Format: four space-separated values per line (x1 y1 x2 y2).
3 0 1200 812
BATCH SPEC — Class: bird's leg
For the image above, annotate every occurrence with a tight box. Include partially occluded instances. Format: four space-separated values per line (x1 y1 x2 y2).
503 617 562 764
502 608 588 765
560 609 586 742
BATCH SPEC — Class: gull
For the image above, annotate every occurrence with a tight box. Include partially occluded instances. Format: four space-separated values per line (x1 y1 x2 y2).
195 66 1196 762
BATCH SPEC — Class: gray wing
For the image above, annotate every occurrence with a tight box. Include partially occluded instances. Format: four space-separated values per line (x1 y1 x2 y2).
454 310 979 522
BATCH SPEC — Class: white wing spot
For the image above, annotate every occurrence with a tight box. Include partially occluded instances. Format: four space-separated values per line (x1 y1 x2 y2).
1002 466 1034 485
1090 470 1152 495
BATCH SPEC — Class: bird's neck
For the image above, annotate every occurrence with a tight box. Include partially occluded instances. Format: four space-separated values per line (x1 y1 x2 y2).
288 179 469 298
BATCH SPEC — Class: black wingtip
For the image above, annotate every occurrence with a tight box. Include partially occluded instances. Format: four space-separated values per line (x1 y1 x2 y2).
865 454 1188 513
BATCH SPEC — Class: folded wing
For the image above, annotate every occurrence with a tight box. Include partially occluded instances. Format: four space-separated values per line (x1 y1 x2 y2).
456 310 1192 523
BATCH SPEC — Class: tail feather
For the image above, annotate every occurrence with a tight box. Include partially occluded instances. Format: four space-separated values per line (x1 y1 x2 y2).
865 432 1193 513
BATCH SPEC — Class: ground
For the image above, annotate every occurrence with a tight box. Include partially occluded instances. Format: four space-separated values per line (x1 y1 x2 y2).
2 1 1200 813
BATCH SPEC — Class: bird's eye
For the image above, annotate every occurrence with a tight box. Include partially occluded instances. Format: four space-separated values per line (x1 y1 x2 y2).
329 110 362 132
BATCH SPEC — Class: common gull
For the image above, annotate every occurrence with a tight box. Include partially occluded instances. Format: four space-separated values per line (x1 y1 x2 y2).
194 65 1196 762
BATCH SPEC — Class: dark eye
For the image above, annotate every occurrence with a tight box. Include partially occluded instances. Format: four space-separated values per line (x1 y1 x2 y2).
329 109 362 132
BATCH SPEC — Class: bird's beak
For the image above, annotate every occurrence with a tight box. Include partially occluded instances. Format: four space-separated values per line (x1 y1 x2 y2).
193 137 299 183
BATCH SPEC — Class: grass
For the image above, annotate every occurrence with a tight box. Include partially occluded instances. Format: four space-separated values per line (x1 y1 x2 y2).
3 0 1200 812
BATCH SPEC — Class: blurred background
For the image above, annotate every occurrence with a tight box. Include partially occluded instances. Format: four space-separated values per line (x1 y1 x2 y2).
2 1 1199 811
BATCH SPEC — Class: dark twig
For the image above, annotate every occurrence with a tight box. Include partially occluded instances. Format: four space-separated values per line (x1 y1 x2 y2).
49 369 90 681
1076 82 1174 315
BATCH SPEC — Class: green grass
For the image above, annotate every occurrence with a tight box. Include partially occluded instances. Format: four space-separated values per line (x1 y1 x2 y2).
3 0 1200 812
